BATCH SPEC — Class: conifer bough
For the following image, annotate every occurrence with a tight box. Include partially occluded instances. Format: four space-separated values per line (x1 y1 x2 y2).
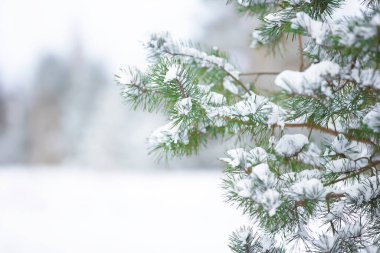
116 0 380 252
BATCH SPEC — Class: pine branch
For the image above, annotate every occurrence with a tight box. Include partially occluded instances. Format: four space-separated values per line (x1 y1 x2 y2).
324 161 380 186
166 51 250 94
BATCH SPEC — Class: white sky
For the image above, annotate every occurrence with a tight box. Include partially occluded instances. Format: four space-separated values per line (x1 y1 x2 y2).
0 0 208 89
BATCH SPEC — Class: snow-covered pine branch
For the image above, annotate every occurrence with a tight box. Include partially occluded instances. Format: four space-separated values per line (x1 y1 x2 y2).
117 0 380 251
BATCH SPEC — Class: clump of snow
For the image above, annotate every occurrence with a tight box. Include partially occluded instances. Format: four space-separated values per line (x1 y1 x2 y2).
325 158 364 173
298 142 323 166
331 134 353 156
340 221 363 239
223 77 239 94
116 68 146 97
287 0 310 5
363 104 380 132
326 201 345 221
237 0 276 6
291 12 330 45
250 30 265 48
337 13 379 47
234 178 253 198
351 68 380 89
292 10 380 49
164 65 180 82
314 234 336 252
145 33 241 82
115 68 133 85
251 163 276 187
267 105 286 128
237 0 250 7
260 235 275 251
175 98 192 116
207 93 269 123
259 189 282 216
231 162 280 216
275 134 309 157
207 92 226 106
148 121 189 147
249 147 268 166
220 147 268 169
345 175 380 204
275 61 340 96
221 148 248 168
358 246 380 253
236 228 251 244
287 178 328 201
264 8 292 25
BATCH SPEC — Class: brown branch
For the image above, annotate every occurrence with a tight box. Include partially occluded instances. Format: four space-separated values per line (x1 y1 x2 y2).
295 192 345 207
222 116 375 146
298 35 304 71
281 123 376 146
175 79 187 98
239 71 280 76
324 161 380 186
326 199 337 235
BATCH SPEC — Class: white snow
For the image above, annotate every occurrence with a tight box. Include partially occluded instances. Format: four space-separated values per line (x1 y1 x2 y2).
275 61 340 96
220 147 267 169
147 33 240 81
250 163 276 187
358 246 380 253
363 103 380 132
248 147 268 165
223 77 239 94
351 68 380 89
260 235 275 251
250 30 264 48
148 121 189 147
220 148 248 168
207 92 226 106
325 201 345 221
207 93 268 122
314 234 336 252
291 12 330 45
164 64 180 82
298 142 323 166
331 134 353 156
266 105 286 128
0 168 247 253
325 158 363 173
115 68 133 85
258 189 281 216
175 98 193 115
287 0 311 5
275 134 309 157
233 163 280 216
234 178 253 198
345 175 380 203
287 178 327 201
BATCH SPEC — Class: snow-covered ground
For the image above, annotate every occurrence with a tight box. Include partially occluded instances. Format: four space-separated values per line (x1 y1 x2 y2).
0 168 247 253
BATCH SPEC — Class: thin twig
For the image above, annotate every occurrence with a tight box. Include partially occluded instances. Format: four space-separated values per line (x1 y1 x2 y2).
239 71 280 76
324 161 380 186
167 51 250 94
298 35 304 71
175 79 187 98
282 123 376 146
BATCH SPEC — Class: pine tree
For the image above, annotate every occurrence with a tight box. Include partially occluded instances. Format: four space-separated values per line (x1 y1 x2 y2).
116 0 380 252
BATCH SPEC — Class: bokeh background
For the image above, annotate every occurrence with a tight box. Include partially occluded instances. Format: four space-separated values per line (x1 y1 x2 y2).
0 0 298 252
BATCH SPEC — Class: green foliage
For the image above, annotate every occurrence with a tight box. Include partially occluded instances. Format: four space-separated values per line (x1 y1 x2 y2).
117 0 380 252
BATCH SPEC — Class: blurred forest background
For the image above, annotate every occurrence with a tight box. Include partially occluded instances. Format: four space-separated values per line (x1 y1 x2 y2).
0 1 302 252
0 0 298 170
